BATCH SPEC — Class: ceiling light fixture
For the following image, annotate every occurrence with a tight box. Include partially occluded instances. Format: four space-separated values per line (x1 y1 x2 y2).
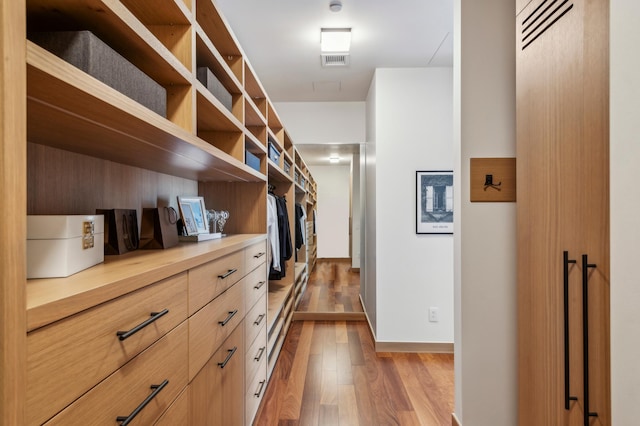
329 0 342 12
329 155 341 163
320 28 351 53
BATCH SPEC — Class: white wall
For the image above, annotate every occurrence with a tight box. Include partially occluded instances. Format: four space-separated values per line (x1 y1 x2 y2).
273 101 366 144
454 0 517 424
351 152 361 268
610 1 640 422
362 79 378 333
309 164 351 259
366 68 454 344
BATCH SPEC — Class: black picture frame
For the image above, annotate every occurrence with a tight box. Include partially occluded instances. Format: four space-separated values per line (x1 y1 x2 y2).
416 170 454 234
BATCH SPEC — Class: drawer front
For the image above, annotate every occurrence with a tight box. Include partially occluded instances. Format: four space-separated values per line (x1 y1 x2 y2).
189 280 245 380
189 250 244 315
28 273 188 426
245 356 268 426
45 322 189 425
245 293 267 349
190 323 245 426
246 324 267 386
245 262 267 310
154 387 188 426
245 240 267 274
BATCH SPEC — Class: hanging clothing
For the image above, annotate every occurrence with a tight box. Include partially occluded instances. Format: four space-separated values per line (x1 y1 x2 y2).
267 193 280 272
295 203 305 250
269 195 292 280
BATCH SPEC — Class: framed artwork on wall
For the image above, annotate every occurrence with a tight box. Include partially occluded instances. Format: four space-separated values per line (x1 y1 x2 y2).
416 170 454 234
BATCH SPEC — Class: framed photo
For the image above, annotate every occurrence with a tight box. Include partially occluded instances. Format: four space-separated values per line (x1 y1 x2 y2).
416 171 454 234
177 196 209 235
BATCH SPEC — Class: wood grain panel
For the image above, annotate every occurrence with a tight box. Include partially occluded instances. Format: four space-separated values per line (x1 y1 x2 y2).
188 249 244 315
470 157 516 202
199 181 267 234
27 273 187 425
47 322 188 425
0 0 27 423
154 387 188 426
189 323 245 426
517 0 610 424
188 280 245 380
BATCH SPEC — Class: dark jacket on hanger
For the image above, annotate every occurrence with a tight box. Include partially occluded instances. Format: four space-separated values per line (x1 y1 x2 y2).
269 195 292 280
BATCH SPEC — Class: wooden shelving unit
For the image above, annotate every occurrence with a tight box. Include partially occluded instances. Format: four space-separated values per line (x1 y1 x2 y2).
0 0 319 423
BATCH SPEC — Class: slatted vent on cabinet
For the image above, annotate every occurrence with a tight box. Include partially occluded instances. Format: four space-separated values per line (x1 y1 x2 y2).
521 0 574 50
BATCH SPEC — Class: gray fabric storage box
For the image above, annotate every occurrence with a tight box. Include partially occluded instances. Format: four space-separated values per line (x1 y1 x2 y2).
30 31 166 117
197 67 233 112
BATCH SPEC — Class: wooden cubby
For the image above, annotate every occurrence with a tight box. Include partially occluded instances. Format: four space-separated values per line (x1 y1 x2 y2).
0 0 318 423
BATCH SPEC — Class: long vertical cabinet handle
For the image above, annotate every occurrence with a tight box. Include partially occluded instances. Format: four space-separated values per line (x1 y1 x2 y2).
581 254 598 425
563 251 578 409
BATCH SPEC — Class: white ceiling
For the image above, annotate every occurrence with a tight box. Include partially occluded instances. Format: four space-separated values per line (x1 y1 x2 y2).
215 0 453 166
215 0 453 103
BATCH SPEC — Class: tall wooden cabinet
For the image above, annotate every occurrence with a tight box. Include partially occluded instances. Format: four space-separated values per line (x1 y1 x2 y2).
0 0 315 423
516 0 610 425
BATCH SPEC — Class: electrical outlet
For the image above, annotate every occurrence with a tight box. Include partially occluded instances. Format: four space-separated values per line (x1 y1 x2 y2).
428 307 439 323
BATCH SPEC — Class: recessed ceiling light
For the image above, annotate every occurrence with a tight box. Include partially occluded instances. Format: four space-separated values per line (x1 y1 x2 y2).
329 155 341 163
321 28 351 53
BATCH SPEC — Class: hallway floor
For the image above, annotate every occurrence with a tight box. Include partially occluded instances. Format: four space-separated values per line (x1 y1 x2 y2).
254 262 454 425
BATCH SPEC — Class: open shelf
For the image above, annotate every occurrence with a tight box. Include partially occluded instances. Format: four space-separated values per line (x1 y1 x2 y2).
266 281 293 333
27 42 263 183
27 0 192 86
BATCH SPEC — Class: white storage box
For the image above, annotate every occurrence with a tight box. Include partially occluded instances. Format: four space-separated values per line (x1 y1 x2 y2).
27 215 105 279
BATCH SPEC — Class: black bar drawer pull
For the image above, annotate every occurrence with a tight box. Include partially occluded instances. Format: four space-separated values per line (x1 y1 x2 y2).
116 309 169 341
254 280 266 290
253 313 266 326
253 252 266 259
563 251 578 409
116 379 169 425
254 380 267 398
217 268 238 279
582 254 598 426
218 309 238 326
254 346 266 362
218 346 237 368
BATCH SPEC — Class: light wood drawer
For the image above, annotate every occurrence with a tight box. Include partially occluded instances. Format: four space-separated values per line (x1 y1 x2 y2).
245 240 267 273
154 386 188 425
27 273 188 426
246 324 267 387
245 263 267 310
245 293 267 350
189 280 245 380
190 323 245 426
245 355 268 426
45 321 189 425
189 250 244 315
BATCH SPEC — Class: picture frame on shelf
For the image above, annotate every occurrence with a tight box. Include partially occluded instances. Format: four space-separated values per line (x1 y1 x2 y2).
177 196 209 235
416 170 454 234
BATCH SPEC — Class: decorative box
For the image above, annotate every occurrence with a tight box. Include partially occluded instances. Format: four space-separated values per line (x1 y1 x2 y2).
268 142 281 164
29 30 167 117
283 160 291 174
27 215 105 279
197 66 233 112
245 150 261 172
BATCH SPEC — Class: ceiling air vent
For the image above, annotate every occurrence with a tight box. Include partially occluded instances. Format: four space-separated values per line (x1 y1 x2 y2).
321 54 350 67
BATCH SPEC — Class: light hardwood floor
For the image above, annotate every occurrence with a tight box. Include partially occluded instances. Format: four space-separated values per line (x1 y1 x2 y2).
255 262 454 425
297 260 363 313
